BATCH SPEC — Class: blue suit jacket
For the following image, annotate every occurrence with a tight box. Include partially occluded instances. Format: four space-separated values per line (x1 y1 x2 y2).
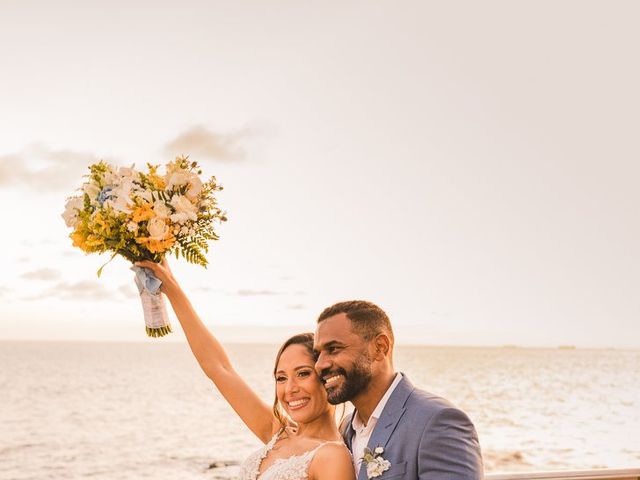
341 375 484 480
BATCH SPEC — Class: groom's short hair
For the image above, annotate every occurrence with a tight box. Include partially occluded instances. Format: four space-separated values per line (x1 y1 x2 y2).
317 300 394 344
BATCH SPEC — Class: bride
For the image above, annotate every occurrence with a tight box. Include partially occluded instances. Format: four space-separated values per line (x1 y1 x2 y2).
136 259 355 480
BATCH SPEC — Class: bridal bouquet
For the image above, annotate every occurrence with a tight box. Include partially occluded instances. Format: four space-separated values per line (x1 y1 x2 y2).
62 157 226 337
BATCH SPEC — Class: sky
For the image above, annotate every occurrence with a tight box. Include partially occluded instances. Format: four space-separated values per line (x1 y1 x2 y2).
0 0 638 347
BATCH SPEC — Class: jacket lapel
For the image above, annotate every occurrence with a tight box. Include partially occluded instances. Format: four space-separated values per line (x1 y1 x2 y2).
358 375 415 480
359 410 408 480
341 410 356 451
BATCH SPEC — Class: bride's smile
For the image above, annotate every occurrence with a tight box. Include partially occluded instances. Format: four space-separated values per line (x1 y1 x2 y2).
286 398 310 410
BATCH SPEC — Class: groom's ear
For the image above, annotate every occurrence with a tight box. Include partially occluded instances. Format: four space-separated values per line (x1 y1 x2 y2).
372 333 392 360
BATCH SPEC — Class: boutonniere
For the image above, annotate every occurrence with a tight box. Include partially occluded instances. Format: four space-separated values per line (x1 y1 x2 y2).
361 446 391 478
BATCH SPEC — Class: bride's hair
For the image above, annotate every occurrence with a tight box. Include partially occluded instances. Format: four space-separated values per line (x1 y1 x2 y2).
272 332 316 429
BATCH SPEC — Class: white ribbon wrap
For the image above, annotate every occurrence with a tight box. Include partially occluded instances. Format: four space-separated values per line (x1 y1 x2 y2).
131 266 172 337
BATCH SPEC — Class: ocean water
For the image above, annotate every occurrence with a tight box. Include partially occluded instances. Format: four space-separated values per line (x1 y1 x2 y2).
1 342 639 480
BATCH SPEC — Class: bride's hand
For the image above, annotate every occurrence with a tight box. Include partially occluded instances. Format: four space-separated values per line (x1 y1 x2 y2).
135 258 179 295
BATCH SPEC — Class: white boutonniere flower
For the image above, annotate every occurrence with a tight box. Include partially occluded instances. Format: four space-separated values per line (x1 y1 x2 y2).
361 446 391 478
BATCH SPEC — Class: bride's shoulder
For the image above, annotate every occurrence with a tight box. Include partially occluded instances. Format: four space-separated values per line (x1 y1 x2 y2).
308 441 354 480
317 441 350 455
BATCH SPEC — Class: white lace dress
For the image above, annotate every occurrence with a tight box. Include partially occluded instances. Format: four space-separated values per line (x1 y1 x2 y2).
238 431 336 480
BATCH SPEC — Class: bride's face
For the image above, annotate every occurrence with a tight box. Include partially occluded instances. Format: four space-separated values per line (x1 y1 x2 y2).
275 344 331 424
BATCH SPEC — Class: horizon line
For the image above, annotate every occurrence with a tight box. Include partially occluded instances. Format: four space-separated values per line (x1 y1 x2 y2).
1 338 638 351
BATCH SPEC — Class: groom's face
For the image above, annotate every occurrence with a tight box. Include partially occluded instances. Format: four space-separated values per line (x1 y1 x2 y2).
313 313 374 405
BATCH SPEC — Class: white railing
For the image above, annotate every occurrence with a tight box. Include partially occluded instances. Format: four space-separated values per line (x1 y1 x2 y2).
486 468 640 480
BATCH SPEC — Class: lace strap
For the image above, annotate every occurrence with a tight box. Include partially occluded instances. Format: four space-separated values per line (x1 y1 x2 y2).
305 440 345 462
266 430 281 447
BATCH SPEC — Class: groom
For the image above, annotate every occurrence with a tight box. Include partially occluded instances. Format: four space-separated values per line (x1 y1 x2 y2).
314 300 483 480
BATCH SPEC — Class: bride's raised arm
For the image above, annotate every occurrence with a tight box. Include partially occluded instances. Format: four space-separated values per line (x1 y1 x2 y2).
136 259 279 443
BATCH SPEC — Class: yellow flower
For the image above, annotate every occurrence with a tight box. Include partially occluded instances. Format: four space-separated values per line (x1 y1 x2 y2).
91 211 112 236
135 234 176 253
70 228 105 253
132 203 154 223
70 230 90 252
85 234 106 249
148 174 166 190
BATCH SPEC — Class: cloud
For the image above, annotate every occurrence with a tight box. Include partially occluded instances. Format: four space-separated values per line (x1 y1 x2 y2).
20 239 56 247
236 289 281 296
232 288 304 297
20 268 61 281
27 280 120 302
287 304 306 310
1 126 255 193
194 286 226 294
164 125 250 162
0 144 100 192
118 284 138 299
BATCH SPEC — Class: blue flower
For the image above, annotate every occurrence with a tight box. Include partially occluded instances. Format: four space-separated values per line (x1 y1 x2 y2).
97 187 113 206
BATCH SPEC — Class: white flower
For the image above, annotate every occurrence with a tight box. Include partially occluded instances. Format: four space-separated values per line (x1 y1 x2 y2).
117 165 137 179
104 194 132 214
366 457 391 478
62 197 84 228
166 171 191 189
126 221 139 233
153 199 171 219
102 171 119 187
170 213 189 224
106 195 133 214
169 195 198 224
362 446 391 479
137 189 153 203
366 459 384 478
82 182 101 204
104 177 135 213
186 175 203 200
147 217 170 240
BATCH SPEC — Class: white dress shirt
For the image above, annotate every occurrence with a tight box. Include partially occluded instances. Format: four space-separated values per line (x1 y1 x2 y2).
350 372 403 473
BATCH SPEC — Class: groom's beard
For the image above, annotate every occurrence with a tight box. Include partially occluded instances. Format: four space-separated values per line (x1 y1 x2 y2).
321 353 373 405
